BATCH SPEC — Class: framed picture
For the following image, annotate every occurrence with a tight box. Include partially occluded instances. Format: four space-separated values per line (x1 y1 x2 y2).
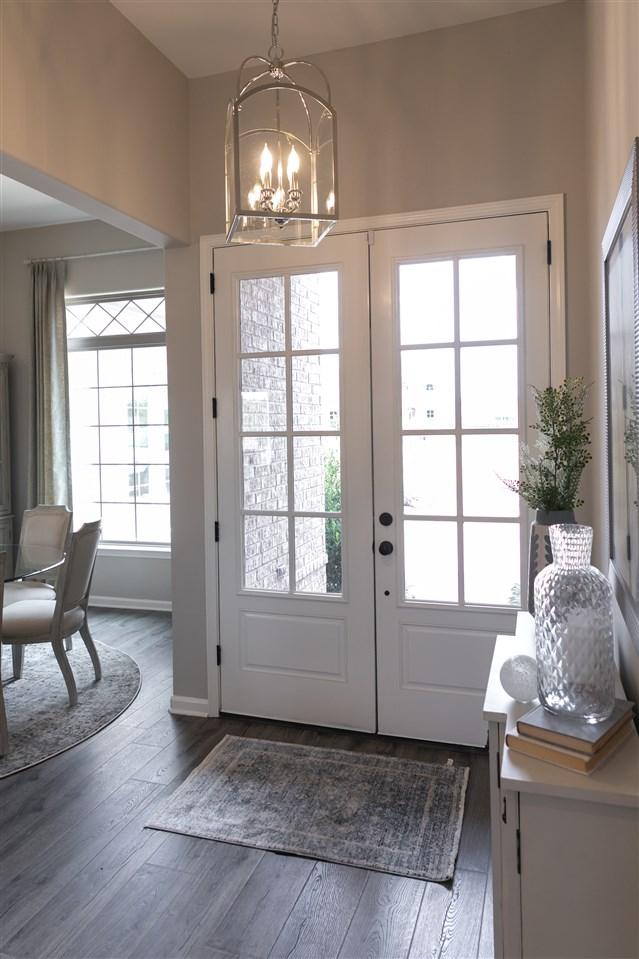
603 136 639 639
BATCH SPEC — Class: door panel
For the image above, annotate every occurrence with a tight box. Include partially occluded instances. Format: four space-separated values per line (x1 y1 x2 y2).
371 214 549 744
215 234 376 731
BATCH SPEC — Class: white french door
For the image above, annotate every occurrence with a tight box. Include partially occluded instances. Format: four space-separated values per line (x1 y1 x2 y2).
215 234 377 731
371 214 549 744
214 211 551 743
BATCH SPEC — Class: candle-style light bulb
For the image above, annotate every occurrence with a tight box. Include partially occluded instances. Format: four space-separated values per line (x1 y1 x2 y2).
287 145 300 190
248 182 261 210
260 143 273 188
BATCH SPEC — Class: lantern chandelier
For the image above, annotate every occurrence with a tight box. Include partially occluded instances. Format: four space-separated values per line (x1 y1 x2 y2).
225 0 338 246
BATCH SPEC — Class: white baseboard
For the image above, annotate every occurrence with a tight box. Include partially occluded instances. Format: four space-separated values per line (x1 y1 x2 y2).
169 695 211 717
89 596 172 612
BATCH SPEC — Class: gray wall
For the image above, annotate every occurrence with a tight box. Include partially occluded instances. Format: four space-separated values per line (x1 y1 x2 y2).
0 219 171 609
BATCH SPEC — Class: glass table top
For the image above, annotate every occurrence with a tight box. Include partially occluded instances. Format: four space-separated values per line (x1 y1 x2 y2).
0 545 65 583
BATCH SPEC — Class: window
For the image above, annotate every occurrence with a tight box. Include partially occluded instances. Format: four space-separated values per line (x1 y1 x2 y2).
66 292 170 544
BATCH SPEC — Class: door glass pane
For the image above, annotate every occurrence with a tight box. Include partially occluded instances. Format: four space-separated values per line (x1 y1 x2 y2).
404 520 458 602
400 260 454 345
460 345 518 429
241 356 287 431
239 276 285 353
242 437 288 511
459 254 518 342
293 436 341 512
99 348 132 387
462 434 520 517
295 517 342 594
403 435 456 516
402 348 455 430
244 515 289 591
464 522 520 606
292 354 339 430
291 271 339 350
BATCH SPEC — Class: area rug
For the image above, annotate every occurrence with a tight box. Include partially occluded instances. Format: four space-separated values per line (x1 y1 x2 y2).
0 640 140 778
146 735 469 882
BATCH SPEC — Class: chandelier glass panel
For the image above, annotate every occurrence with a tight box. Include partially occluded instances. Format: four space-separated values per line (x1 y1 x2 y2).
225 0 337 246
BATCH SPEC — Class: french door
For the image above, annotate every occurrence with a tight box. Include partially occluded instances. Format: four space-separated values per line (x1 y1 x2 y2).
214 212 550 743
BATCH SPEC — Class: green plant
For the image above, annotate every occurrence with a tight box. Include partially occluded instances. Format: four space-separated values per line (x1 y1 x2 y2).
324 450 342 592
502 377 592 511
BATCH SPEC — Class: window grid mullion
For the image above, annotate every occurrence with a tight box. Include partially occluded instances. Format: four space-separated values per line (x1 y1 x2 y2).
453 258 466 608
284 277 296 595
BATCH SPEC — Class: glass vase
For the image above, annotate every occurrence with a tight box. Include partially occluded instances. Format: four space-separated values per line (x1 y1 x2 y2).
534 524 615 723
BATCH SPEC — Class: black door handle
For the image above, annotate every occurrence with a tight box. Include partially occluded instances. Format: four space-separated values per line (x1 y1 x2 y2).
379 512 393 527
379 541 394 556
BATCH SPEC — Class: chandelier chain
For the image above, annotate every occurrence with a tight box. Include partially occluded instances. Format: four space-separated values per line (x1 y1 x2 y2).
269 0 283 60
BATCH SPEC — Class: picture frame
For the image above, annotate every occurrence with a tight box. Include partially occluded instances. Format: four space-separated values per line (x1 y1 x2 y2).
603 136 639 641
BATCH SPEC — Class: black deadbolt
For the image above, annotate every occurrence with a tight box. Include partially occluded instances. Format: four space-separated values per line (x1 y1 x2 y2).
379 512 393 526
379 541 394 556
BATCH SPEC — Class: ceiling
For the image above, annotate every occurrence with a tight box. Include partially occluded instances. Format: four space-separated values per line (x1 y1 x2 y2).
0 176 92 233
111 0 565 79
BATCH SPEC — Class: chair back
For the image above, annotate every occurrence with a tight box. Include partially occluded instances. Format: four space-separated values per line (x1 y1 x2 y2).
58 520 101 613
20 506 72 551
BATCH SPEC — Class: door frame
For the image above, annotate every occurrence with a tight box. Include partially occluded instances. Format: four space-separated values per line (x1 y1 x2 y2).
189 194 566 719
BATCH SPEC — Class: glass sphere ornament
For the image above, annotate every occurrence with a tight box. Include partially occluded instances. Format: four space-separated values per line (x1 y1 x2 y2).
534 524 615 723
500 655 538 703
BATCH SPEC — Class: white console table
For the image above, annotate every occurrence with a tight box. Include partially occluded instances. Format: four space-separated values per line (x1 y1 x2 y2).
484 613 639 959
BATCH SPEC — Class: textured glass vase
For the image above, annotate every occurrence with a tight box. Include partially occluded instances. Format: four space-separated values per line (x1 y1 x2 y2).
534 524 615 723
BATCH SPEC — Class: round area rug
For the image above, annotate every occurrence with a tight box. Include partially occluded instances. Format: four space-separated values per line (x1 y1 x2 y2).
0 640 141 778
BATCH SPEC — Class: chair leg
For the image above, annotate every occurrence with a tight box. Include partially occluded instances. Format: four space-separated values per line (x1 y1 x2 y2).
52 639 78 706
64 637 73 652
79 622 102 681
12 644 24 680
0 681 8 757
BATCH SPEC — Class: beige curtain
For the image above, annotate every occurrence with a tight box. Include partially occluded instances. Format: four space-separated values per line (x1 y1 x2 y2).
32 261 72 507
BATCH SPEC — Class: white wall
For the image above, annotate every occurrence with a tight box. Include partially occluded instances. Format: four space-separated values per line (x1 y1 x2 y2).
0 219 172 610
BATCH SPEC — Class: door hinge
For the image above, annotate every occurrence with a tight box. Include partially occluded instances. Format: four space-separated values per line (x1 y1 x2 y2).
216 644 221 666
212 397 217 419
210 272 215 294
546 240 552 266
627 534 632 562
502 796 507 824
214 521 220 542
496 750 501 789
516 827 522 874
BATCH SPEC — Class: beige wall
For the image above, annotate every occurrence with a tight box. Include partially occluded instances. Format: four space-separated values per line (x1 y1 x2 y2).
584 0 639 697
0 0 190 245
170 1 590 701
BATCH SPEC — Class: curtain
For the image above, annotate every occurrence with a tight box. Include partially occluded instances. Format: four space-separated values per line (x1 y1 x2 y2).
32 261 72 507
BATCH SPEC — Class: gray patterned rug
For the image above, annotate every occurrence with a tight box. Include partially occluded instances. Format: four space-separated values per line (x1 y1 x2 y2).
147 735 469 881
0 640 140 778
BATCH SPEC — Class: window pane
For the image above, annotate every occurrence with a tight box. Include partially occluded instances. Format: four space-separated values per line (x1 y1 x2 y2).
295 517 342 594
291 271 339 350
112 301 147 334
461 345 518 429
241 356 287 431
70 426 100 465
133 386 168 425
240 276 285 353
99 348 132 387
71 465 100 503
136 465 170 503
402 348 455 430
242 437 288 511
459 255 517 342
244 515 289 591
100 426 133 464
464 522 520 606
292 354 339 431
400 260 454 345
137 505 171 543
135 426 169 464
133 346 167 385
404 520 458 603
99 387 133 426
69 388 98 428
100 465 135 502
462 434 520 517
294 436 341 512
403 435 457 516
68 350 97 388
73 502 101 528
101 503 136 541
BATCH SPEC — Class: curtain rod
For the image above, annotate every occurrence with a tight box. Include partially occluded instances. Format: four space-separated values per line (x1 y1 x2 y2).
23 246 161 265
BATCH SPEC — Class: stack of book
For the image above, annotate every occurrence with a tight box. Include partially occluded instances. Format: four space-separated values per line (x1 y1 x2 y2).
506 699 636 774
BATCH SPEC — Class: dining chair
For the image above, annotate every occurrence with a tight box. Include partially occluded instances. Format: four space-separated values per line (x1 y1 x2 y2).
3 505 72 606
0 552 8 757
1 521 103 698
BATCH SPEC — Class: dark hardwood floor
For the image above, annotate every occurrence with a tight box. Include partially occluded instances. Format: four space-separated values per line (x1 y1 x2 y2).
0 610 494 959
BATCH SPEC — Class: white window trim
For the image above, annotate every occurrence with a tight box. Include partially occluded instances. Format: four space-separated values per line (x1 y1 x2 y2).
97 543 171 560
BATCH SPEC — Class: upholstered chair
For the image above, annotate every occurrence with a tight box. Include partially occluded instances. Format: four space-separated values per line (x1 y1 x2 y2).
0 552 8 757
3 505 72 606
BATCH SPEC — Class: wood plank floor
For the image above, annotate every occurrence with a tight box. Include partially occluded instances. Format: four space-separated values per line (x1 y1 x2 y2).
0 610 494 959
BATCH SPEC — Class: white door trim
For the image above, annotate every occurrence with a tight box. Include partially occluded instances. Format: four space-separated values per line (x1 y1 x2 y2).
197 195 566 718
